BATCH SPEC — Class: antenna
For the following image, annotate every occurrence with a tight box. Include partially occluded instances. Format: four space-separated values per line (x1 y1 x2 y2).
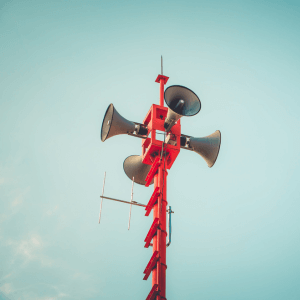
99 57 222 299
128 177 134 230
161 55 163 75
98 171 106 224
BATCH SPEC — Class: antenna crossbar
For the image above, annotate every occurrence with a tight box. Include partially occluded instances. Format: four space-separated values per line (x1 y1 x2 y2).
100 196 146 207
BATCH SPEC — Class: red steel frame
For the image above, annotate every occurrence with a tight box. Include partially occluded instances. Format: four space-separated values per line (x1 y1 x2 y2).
142 74 181 300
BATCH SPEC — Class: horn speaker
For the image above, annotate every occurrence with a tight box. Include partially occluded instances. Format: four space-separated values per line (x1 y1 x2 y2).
188 130 221 168
123 155 154 185
164 85 201 132
101 104 136 142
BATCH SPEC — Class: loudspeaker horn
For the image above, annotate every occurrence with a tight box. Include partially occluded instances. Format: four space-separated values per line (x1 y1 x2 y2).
123 155 154 185
101 104 148 142
188 130 221 168
164 85 201 132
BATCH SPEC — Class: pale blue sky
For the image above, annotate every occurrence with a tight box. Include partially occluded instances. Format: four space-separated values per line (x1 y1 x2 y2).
1 0 300 299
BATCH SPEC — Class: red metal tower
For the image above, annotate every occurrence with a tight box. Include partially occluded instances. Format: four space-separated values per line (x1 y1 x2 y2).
142 74 180 300
99 61 221 300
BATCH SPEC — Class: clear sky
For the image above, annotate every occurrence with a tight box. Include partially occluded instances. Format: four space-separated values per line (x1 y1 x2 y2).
1 0 300 299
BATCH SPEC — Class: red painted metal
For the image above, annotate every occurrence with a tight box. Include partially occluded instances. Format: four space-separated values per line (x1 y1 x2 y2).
145 187 160 216
143 74 180 300
144 218 160 248
151 160 168 299
155 75 169 107
145 157 161 187
143 251 160 280
141 105 180 169
146 284 159 300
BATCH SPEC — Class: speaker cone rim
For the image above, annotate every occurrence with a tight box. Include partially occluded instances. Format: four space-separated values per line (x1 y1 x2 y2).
164 85 201 117
209 130 221 168
123 154 154 186
101 103 114 142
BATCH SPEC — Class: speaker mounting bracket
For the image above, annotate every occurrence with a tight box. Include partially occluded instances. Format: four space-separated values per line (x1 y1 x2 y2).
155 74 169 84
141 104 181 169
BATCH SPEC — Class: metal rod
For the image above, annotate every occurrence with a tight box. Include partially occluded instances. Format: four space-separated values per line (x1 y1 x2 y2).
100 196 146 207
128 177 134 230
127 132 147 139
161 55 163 75
98 172 106 224
166 206 173 247
159 58 165 106
99 196 171 212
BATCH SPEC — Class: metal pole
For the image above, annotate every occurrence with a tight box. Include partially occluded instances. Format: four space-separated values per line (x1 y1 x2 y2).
159 79 164 107
150 171 172 299
151 156 168 300
152 70 168 299
159 56 164 107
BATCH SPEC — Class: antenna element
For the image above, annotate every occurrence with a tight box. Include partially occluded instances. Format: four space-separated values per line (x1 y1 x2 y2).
98 171 106 224
128 176 134 230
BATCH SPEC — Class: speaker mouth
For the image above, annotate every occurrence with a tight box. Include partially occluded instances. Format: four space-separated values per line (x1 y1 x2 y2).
164 85 201 117
123 155 154 185
210 130 221 168
205 130 221 168
101 104 114 142
189 130 221 168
